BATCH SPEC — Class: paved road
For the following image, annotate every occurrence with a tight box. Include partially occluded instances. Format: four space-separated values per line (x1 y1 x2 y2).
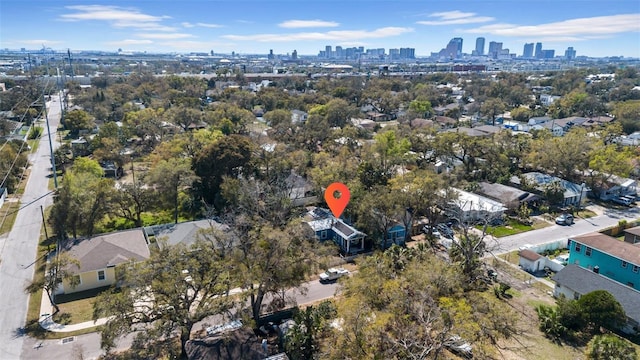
0 93 61 359
494 206 639 254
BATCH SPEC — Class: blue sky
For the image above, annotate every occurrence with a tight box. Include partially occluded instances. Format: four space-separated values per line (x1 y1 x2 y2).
1 0 639 57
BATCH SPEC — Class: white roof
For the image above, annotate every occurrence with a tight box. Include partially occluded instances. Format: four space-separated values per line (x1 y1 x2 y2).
451 188 507 213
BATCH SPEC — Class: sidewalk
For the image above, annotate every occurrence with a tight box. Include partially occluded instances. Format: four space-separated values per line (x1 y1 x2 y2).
38 288 109 332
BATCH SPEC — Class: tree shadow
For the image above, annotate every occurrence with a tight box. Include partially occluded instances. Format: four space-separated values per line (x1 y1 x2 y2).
53 312 72 325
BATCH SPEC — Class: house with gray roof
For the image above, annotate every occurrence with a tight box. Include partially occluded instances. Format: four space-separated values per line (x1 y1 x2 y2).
147 219 229 248
510 172 587 207
305 207 366 255
476 182 540 211
552 264 640 334
57 229 150 294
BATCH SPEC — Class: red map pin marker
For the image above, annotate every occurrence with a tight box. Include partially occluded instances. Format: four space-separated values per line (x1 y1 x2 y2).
324 182 350 218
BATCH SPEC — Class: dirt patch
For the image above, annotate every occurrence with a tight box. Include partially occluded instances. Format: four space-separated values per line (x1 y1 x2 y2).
487 259 585 359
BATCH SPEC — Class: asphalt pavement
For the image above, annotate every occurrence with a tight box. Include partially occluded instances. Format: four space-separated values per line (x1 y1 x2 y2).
0 93 61 359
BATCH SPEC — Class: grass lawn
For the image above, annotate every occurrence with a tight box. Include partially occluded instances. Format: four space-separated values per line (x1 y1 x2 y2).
0 201 21 235
53 286 111 324
28 139 40 153
483 218 549 238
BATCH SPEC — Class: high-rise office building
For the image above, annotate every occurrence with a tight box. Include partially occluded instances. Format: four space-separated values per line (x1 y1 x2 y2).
564 47 576 60
439 37 463 59
399 47 415 59
488 41 503 58
291 49 297 60
325 45 332 58
535 42 543 59
335 46 343 59
475 37 485 56
523 43 534 58
543 49 555 59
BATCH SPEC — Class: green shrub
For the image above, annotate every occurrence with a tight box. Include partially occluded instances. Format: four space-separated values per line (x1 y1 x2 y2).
28 126 43 140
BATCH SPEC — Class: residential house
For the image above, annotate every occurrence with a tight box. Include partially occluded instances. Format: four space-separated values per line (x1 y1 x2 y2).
286 171 317 206
146 219 229 248
433 103 460 116
350 118 377 131
57 229 150 294
527 116 551 126
366 112 394 122
582 116 614 128
0 187 7 209
568 232 640 291
532 121 564 137
380 222 407 250
409 118 434 129
433 116 457 129
510 172 587 207
552 264 640 334
476 182 540 211
70 138 90 157
623 226 640 245
449 188 507 222
539 94 560 106
305 207 366 255
290 110 308 124
599 176 636 201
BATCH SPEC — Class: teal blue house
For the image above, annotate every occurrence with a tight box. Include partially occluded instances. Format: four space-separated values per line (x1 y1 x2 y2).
568 233 640 291
380 223 407 250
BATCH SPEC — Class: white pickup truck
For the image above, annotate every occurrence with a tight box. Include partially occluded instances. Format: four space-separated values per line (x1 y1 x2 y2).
319 268 349 283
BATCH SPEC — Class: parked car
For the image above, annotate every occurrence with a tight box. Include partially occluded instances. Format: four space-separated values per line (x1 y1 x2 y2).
555 254 569 265
422 225 441 238
555 213 574 225
319 268 349 283
612 197 633 206
621 195 636 204
436 224 454 239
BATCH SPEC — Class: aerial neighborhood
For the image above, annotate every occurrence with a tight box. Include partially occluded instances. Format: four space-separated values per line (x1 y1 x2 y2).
1 47 640 359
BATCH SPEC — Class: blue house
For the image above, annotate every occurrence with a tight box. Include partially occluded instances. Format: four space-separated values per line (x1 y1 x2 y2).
305 208 366 255
381 222 407 250
568 233 640 291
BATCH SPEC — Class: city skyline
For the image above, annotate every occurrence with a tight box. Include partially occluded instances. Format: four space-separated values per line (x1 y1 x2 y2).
1 0 639 58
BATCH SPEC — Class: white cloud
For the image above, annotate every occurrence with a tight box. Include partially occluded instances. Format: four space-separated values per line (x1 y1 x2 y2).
417 10 494 25
279 19 339 28
157 40 234 49
464 14 640 38
105 39 154 46
222 27 413 42
60 5 175 31
136 33 195 39
182 22 223 28
196 22 223 28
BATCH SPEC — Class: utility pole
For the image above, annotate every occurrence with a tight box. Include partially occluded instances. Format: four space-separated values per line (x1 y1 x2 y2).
56 67 65 125
40 205 50 250
42 92 58 188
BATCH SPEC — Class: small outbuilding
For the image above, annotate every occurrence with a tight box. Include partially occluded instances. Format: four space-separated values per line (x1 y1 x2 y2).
519 249 544 273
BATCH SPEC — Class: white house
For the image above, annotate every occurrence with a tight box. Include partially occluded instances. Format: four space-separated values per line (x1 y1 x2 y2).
540 94 560 106
449 188 507 222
